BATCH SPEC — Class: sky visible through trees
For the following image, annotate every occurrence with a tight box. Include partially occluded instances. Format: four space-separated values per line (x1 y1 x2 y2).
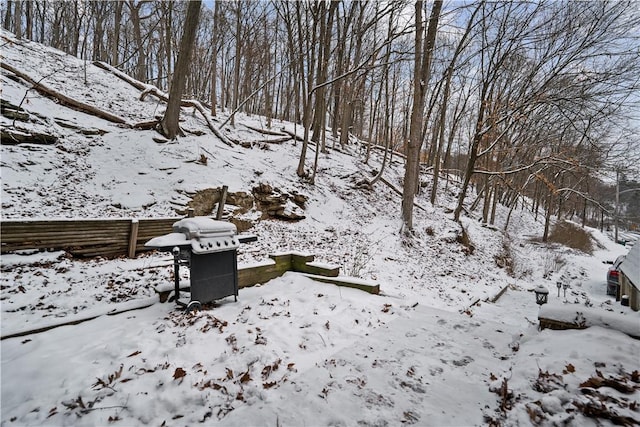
2 0 639 231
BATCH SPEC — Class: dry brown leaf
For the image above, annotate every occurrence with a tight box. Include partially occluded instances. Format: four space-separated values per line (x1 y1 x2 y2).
173 367 186 380
239 370 251 384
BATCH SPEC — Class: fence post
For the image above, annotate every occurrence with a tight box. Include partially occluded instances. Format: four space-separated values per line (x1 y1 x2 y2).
216 185 229 220
128 219 139 258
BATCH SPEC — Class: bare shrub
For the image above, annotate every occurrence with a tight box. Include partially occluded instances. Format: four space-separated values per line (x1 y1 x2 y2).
542 252 566 279
342 234 383 278
548 221 594 254
495 239 515 277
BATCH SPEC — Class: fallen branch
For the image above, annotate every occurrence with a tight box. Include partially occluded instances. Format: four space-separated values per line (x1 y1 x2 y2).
244 124 289 137
140 86 233 146
93 61 146 91
280 128 305 143
95 61 233 146
258 137 291 145
1 62 129 125
133 119 160 130
378 176 428 212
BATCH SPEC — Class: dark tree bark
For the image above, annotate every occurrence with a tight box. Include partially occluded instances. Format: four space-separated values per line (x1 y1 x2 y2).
159 0 201 139
13 0 21 38
111 0 123 66
25 0 32 40
3 0 12 31
402 0 442 232
210 0 220 117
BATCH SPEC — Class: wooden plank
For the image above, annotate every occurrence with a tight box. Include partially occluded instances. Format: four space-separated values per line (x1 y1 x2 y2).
238 260 290 288
293 261 340 277
1 234 129 245
1 219 131 228
2 239 129 252
69 245 129 257
0 217 182 256
269 253 293 265
296 273 380 295
538 316 640 340
0 226 130 235
1 232 130 242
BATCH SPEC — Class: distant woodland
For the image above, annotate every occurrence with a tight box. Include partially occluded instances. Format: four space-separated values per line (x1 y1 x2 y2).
2 0 639 233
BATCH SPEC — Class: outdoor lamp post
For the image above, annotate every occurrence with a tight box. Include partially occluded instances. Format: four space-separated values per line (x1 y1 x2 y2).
556 280 562 297
563 282 569 298
535 285 549 306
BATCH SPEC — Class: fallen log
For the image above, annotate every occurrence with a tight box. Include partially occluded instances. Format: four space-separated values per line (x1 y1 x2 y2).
93 61 147 91
0 62 129 125
244 124 289 137
140 86 233 146
1 128 58 145
133 119 160 130
280 128 305 143
96 62 232 146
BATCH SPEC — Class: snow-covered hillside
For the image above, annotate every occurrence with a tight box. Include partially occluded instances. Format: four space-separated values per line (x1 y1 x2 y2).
2 31 638 426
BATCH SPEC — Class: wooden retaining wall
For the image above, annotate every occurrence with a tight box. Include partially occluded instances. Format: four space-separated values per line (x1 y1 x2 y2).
155 252 378 298
1 217 179 257
2 252 379 340
158 252 378 295
538 315 640 340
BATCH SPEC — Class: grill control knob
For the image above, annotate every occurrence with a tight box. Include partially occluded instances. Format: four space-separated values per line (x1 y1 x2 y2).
208 242 213 248
216 241 221 247
225 240 229 246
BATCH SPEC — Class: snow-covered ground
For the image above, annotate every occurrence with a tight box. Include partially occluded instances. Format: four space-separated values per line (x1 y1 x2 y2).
2 30 639 426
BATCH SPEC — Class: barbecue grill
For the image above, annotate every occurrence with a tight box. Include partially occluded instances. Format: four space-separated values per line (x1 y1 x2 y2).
146 217 255 311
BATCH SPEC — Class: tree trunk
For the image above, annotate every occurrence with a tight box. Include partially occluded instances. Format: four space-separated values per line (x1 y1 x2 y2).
25 0 32 40
453 81 488 222
231 2 242 126
4 0 12 31
210 0 219 116
160 0 201 140
112 0 122 66
402 0 442 232
490 182 499 225
542 191 553 242
128 1 146 82
401 1 423 232
13 0 21 38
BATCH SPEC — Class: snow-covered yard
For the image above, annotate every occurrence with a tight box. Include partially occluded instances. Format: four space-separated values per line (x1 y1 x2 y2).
2 232 639 426
2 30 639 426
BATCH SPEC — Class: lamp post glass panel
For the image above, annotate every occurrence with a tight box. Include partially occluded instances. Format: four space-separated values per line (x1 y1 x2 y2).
535 286 549 305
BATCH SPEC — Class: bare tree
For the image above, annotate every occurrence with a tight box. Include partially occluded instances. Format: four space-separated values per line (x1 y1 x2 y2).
402 0 442 232
159 0 201 139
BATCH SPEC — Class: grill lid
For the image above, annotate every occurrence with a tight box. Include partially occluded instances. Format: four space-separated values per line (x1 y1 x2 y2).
173 217 237 239
145 217 240 254
174 217 238 254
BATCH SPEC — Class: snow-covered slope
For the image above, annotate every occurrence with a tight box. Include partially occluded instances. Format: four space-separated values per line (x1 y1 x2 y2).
2 30 638 426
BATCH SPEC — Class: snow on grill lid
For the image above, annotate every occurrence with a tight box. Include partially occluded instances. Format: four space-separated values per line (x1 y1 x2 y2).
144 232 190 248
173 217 237 239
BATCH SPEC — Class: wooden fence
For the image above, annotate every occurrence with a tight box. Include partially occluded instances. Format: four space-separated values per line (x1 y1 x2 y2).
1 217 179 257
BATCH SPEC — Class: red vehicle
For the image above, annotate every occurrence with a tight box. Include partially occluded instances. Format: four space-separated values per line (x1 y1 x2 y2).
607 255 625 296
